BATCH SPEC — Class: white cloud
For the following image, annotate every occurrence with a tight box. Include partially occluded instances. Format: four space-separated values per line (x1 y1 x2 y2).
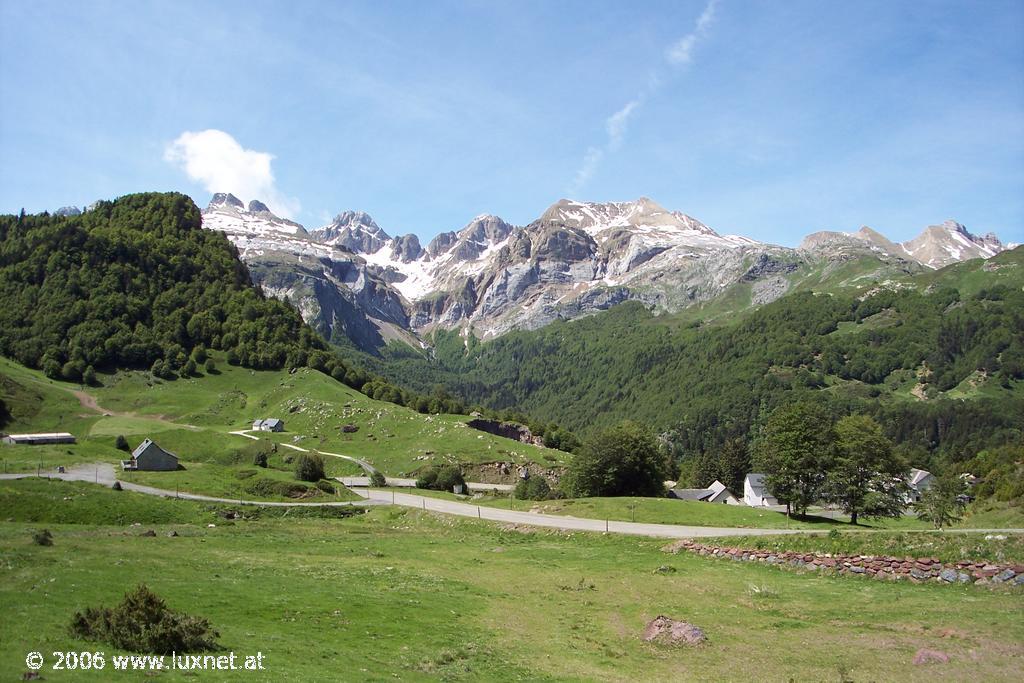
666 0 719 66
164 129 299 218
568 147 604 196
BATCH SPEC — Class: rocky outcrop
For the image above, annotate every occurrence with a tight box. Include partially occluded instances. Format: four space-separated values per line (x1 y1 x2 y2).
664 540 1024 586
466 418 544 447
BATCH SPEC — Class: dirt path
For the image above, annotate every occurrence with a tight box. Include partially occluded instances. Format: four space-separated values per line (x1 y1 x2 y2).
66 388 199 431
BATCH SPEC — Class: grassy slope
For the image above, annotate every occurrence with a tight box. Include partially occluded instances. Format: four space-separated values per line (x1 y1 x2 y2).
0 481 1021 682
0 354 568 500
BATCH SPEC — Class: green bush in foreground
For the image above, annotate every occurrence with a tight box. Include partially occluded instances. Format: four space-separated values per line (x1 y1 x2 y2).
369 470 387 487
70 584 219 655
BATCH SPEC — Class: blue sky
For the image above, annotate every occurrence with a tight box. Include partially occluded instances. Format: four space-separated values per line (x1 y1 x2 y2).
1 0 1022 246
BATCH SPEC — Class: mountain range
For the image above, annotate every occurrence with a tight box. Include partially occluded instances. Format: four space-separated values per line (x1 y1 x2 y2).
198 192 1010 352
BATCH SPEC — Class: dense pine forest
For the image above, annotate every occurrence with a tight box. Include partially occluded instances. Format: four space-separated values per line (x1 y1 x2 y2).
356 248 1024 474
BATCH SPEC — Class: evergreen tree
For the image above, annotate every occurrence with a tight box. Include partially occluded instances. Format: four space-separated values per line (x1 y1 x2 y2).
915 474 968 529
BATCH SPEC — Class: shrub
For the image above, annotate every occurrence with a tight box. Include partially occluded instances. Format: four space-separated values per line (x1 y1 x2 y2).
33 529 53 546
112 481 122 491
416 465 465 491
204 358 216 374
70 584 219 655
514 476 551 500
316 480 336 494
369 470 387 487
294 454 326 482
252 452 268 468
245 478 309 498
115 435 131 452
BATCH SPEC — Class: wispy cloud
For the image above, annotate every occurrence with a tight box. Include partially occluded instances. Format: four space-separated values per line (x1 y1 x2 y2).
164 129 300 218
666 0 719 66
569 0 721 194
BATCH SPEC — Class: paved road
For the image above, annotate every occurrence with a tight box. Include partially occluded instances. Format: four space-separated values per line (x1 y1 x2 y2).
353 488 820 539
0 464 378 509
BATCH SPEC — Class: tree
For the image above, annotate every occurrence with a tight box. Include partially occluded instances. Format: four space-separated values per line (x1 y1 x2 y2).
115 435 130 452
514 476 551 500
204 358 216 374
755 402 834 516
824 415 908 525
369 470 387 487
83 365 97 386
294 454 325 482
915 474 967 529
565 421 670 497
415 465 465 492
253 452 268 468
182 359 197 377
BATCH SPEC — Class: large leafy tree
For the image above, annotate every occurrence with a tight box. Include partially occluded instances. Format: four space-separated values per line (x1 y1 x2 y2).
755 402 834 516
825 415 908 524
565 421 670 497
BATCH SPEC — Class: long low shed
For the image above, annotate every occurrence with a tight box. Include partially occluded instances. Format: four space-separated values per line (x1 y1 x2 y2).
2 433 77 445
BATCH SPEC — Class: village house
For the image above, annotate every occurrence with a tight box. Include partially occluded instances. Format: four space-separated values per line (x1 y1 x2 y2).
252 418 284 432
2 432 76 445
669 480 741 504
121 439 179 471
906 468 934 503
743 473 779 507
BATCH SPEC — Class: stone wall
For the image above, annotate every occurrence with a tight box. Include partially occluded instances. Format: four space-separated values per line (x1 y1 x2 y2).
664 540 1024 586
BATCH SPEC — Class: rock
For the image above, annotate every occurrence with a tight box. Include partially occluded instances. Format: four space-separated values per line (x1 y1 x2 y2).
910 568 931 581
641 616 707 646
166 531 179 538
341 424 359 433
849 565 866 574
912 648 950 665
957 572 972 584
653 565 677 574
939 568 958 583
140 530 156 537
994 569 1016 583
21 671 42 680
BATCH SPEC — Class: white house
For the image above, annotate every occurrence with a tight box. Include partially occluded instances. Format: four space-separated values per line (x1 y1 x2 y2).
121 439 179 471
906 468 934 503
744 473 779 507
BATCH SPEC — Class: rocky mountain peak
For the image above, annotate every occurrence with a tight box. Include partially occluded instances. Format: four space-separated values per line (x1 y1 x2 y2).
54 206 81 217
248 199 271 213
209 192 244 210
312 211 390 254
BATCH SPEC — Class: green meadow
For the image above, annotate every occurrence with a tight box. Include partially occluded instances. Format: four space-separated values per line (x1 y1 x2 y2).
1 478 1022 682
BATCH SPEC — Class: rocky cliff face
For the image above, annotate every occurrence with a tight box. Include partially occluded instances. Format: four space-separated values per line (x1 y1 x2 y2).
200 194 1008 351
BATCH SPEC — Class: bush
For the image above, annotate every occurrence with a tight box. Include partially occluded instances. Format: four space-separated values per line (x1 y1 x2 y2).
33 529 53 546
70 584 219 655
115 435 131 452
316 480 336 494
514 476 551 500
252 452 268 468
204 358 216 374
112 481 122 491
294 454 325 482
369 470 387 487
415 464 466 492
245 478 309 498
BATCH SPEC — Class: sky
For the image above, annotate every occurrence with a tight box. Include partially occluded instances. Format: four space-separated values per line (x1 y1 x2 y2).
1 0 1022 246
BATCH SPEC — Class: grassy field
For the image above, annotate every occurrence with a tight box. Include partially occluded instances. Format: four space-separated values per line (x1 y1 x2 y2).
0 478 1021 682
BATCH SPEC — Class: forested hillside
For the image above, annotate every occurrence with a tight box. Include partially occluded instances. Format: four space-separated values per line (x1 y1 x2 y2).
362 248 1024 469
0 193 466 413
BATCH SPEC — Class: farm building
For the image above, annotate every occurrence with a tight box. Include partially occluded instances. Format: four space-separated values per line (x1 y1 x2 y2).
252 418 284 432
743 473 779 507
2 432 76 445
121 439 179 471
669 480 741 504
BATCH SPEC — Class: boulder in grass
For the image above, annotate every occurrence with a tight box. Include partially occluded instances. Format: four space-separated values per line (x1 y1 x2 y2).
642 616 706 646
912 649 949 665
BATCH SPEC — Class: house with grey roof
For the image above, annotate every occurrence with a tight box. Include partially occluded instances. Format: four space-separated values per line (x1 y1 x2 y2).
743 473 779 507
669 480 740 505
121 439 179 471
906 468 935 503
252 418 284 432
